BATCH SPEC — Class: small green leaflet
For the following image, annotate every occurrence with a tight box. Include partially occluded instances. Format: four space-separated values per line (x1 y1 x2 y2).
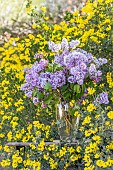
44 82 52 91
74 84 81 93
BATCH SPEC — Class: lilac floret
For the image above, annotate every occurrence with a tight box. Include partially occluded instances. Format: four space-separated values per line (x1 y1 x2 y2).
68 76 76 83
99 92 109 104
48 41 61 52
24 67 30 73
61 38 69 50
34 53 43 58
41 103 47 108
95 92 109 105
98 58 108 65
89 63 97 74
69 40 80 49
33 97 39 104
49 70 66 89
79 62 87 71
26 91 33 98
77 79 84 85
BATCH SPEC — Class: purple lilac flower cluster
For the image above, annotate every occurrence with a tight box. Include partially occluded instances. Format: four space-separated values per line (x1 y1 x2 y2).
39 70 66 89
21 59 48 98
93 58 108 68
21 58 66 103
95 92 109 105
21 38 108 104
51 38 107 85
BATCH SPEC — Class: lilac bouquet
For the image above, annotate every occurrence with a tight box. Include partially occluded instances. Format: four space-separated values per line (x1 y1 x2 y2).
21 38 107 106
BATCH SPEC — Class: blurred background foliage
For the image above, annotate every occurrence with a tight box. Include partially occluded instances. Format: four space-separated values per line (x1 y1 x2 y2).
0 0 86 26
0 0 43 45
0 0 86 45
0 0 43 26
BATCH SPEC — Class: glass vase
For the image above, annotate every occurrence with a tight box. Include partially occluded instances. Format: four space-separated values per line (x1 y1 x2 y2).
56 101 79 141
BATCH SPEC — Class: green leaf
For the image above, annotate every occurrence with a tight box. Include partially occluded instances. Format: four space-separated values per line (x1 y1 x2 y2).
44 82 52 91
74 84 81 93
37 92 44 99
32 90 37 97
70 108 76 116
82 84 85 93
44 94 53 104
63 92 71 99
62 85 68 92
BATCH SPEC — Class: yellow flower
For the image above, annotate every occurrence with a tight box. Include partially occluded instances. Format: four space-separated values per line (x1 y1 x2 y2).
105 121 110 126
32 24 37 29
92 135 100 140
0 145 2 150
70 100 75 107
59 147 67 157
64 162 70 169
15 133 22 139
70 19 75 23
83 154 91 162
106 141 113 150
82 99 88 105
107 111 113 119
68 147 75 153
26 5 33 13
0 133 5 138
82 115 91 125
44 17 49 20
4 146 11 152
43 153 49 160
38 139 45 151
7 131 12 141
92 135 101 144
96 160 105 167
87 103 96 112
73 10 79 16
16 106 25 112
79 126 84 132
12 153 23 168
87 87 96 95
95 114 100 119
106 25 111 31
10 121 18 129
74 111 80 117
32 160 41 170
82 2 93 14
90 36 99 43
84 165 95 170
111 97 113 102
105 0 113 4
30 144 36 150
40 6 46 13
99 83 104 88
94 153 100 158
76 146 81 153
85 129 92 137
70 154 79 161
1 159 11 167
98 0 104 3
54 24 61 31
49 158 58 169
107 72 113 88
0 47 5 51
